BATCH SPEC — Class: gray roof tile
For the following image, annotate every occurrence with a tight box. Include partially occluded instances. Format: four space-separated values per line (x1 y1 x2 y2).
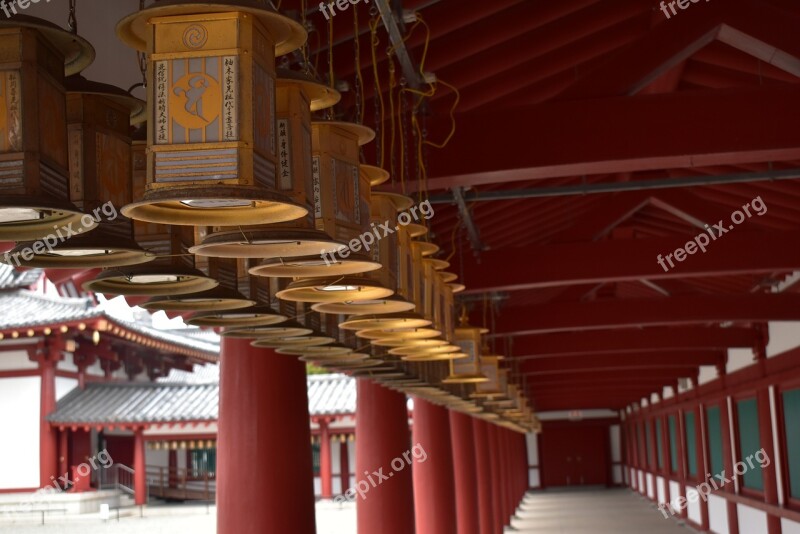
49 372 355 424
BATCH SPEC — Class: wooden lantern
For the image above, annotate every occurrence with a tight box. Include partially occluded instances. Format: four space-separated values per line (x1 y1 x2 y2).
0 19 95 241
117 2 308 226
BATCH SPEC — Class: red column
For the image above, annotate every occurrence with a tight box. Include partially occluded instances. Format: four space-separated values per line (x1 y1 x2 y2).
412 399 457 534
38 351 58 488
320 419 333 499
449 411 480 534
217 339 316 534
168 449 177 488
57 429 68 480
473 419 494 534
487 424 505 533
356 380 415 534
133 428 146 505
339 440 350 494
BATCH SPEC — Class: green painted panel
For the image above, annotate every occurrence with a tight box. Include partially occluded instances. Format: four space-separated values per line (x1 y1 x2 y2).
668 415 678 473
656 419 664 469
782 389 800 499
685 411 698 477
736 398 763 491
706 406 724 477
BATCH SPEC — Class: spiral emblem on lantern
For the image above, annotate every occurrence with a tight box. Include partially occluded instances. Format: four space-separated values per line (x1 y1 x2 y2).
183 25 208 49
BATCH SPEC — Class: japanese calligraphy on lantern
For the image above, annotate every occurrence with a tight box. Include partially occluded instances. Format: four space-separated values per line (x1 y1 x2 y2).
277 119 291 189
154 61 168 145
222 56 238 141
312 156 322 219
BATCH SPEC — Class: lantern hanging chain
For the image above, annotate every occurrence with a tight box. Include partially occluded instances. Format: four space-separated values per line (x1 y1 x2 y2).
353 6 365 125
398 79 407 195
387 56 397 186
300 0 310 74
327 13 335 120
67 0 78 34
369 11 385 169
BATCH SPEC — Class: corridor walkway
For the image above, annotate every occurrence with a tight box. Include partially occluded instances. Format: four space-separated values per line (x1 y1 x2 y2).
507 489 697 533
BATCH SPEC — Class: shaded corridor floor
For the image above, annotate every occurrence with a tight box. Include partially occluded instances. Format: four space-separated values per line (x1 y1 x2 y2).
507 489 698 533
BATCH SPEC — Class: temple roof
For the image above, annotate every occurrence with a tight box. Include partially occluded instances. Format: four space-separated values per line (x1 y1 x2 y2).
0 265 42 290
48 371 355 425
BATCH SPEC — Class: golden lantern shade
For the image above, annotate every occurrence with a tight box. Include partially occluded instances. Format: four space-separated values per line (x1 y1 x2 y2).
339 312 431 332
6 76 152 268
275 276 393 304
141 257 256 312
117 3 308 227
0 19 96 241
251 121 381 278
190 70 344 260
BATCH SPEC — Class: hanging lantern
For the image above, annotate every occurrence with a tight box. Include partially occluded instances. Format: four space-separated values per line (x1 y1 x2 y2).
251 120 382 278
311 191 414 314
442 310 489 384
185 258 288 326
339 311 431 332
0 18 95 241
83 129 218 295
189 69 343 260
471 356 505 398
227 319 313 340
117 2 307 226
141 256 257 312
5 76 151 268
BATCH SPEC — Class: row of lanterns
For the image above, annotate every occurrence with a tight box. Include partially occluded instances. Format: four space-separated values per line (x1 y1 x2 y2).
0 1 536 432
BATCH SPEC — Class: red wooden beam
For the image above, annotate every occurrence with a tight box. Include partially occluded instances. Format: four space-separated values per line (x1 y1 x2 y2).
390 84 800 192
463 231 800 294
519 351 724 374
493 293 800 336
508 327 756 359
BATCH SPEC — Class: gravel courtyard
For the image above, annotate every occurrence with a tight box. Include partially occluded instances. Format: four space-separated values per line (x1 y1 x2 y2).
0 501 356 534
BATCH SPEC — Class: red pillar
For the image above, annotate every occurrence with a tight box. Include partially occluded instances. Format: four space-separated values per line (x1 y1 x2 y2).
339 440 350 494
356 380 415 534
168 449 177 488
412 399 457 534
320 419 333 499
449 411 480 534
217 339 316 534
133 428 146 505
487 424 505 533
473 419 495 534
38 350 59 488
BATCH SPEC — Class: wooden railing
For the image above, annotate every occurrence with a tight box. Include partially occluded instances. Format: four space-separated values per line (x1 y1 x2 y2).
146 465 215 501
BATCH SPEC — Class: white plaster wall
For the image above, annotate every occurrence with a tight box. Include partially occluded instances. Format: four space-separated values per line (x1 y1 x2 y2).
612 465 622 484
656 475 665 504
0 349 38 371
0 377 40 489
526 432 540 488
737 503 768 534
646 473 654 499
781 518 800 534
727 348 755 374
609 425 621 462
686 487 702 525
147 449 169 469
698 365 719 385
638 471 644 494
669 481 680 503
85 360 104 377
708 493 729 534
58 355 78 373
767 321 800 357
313 477 321 496
55 377 78 401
